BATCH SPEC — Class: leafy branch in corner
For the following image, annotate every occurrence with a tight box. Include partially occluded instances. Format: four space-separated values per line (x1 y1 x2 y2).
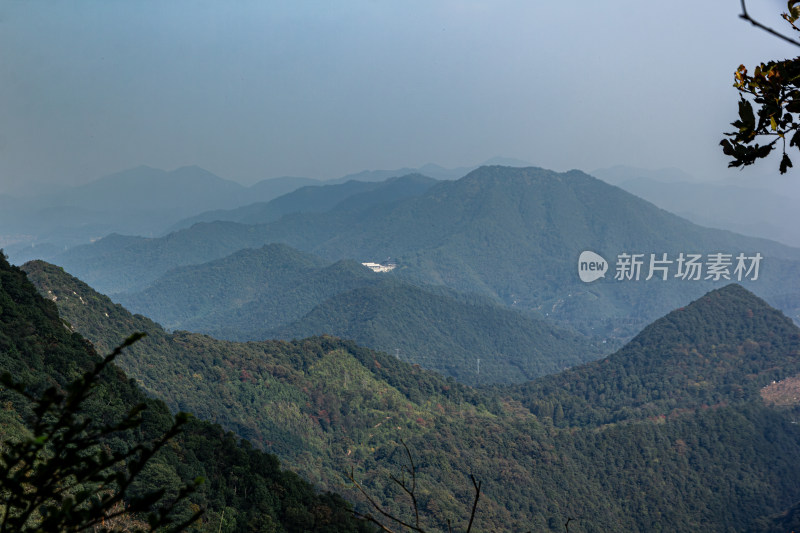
721 0 800 173
0 332 204 532
347 440 481 533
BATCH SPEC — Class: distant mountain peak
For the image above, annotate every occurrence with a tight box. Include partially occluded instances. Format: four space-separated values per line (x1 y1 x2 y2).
169 165 228 181
172 164 205 172
456 164 590 187
479 156 533 167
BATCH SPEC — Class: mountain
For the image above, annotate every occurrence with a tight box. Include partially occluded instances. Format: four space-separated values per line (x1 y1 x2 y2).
514 283 800 425
115 244 362 333
269 278 601 384
51 222 267 294
53 165 247 212
324 158 527 184
323 174 439 215
0 254 374 532
328 163 465 183
590 165 800 247
23 258 800 531
268 166 800 335
2 166 322 266
327 167 420 184
168 174 438 231
165 160 513 233
246 175 322 200
81 246 602 385
27 165 316 219
48 166 800 340
21 258 518 529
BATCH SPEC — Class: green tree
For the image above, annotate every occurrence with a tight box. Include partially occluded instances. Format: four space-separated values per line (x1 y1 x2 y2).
721 0 800 173
0 333 203 532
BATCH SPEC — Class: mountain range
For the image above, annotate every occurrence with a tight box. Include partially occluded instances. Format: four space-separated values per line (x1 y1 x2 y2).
48 166 800 343
6 158 800 530
166 173 438 232
38 251 602 385
2 158 527 266
19 256 800 531
0 165 320 263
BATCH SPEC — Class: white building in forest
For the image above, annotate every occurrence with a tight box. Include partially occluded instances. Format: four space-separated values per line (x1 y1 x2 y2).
361 261 396 273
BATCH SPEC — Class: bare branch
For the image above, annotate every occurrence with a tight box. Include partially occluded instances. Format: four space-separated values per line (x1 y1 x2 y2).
347 466 426 533
564 516 583 532
740 0 800 47
465 474 482 533
401 440 420 529
348 440 484 533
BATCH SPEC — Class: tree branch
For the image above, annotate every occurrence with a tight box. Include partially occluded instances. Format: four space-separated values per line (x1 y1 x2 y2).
347 466 426 533
740 0 800 47
390 440 421 529
347 439 485 532
465 475 481 533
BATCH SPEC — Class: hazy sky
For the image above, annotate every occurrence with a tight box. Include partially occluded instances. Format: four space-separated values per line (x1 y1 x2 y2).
1 0 798 193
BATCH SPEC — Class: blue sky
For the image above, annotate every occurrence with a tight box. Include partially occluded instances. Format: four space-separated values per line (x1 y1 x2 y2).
1 0 797 192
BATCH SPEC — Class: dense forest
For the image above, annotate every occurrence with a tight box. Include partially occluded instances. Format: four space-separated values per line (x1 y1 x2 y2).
0 254 375 532
105 246 600 385
20 257 800 531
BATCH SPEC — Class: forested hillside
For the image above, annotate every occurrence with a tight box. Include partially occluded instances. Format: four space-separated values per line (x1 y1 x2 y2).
22 257 800 531
106 246 600 385
269 277 601 384
0 254 375 532
512 283 800 426
116 244 334 332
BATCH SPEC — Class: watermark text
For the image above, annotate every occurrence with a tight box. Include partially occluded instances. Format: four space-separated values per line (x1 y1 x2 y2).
578 251 762 283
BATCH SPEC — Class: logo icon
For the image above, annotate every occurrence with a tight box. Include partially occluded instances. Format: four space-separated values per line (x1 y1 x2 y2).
578 251 608 283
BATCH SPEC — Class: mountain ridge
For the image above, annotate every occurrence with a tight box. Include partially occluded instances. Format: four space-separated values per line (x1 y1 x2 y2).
514 283 800 426
167 173 438 232
47 165 800 342
20 257 800 531
42 255 603 385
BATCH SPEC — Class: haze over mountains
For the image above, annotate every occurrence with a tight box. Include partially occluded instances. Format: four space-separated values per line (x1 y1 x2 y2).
167 174 438 232
43 166 800 347
6 158 800 530
1 158 528 265
593 165 800 247
0 165 317 261
8 0 800 527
